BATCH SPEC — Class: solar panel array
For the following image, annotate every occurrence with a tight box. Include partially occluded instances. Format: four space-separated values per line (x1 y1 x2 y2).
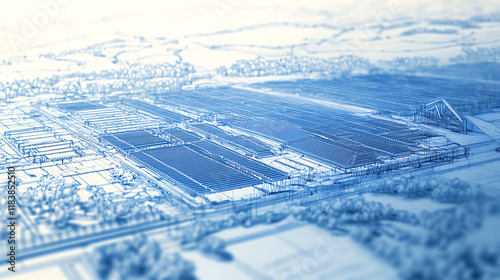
280 116 419 164
74 107 158 133
102 130 169 150
149 87 425 161
225 135 274 157
123 100 187 122
364 118 405 131
193 124 273 157
252 75 491 112
133 145 261 194
287 137 379 169
102 135 132 150
193 124 226 136
100 126 285 194
303 126 353 138
191 141 287 181
347 135 411 156
382 129 435 143
221 105 422 168
131 151 209 194
114 86 429 173
58 102 106 112
225 117 310 142
162 128 200 143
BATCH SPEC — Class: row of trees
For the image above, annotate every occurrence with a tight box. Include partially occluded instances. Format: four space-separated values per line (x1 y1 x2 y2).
352 198 500 280
0 76 60 98
91 192 498 279
216 55 374 77
94 235 197 280
419 199 499 247
0 61 202 100
5 48 497 100
370 176 483 202
376 56 440 73
450 47 500 64
292 196 420 229
22 175 170 228
65 62 196 80
175 210 289 245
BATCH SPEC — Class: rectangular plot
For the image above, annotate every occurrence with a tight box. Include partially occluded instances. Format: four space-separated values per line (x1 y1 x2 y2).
192 125 274 156
163 128 200 142
123 100 187 122
112 130 169 149
143 146 261 192
102 130 169 150
191 141 287 181
58 102 106 111
349 135 411 156
131 151 209 194
226 135 274 157
227 117 310 142
193 124 226 136
101 135 132 150
287 137 378 169
365 118 405 131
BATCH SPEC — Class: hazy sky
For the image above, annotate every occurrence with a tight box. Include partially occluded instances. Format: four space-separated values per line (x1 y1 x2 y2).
1 0 499 54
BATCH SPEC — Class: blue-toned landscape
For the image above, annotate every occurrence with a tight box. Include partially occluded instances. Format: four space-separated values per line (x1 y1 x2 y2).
0 1 499 279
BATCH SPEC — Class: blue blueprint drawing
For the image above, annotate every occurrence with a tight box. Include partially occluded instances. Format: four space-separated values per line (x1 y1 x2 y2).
0 0 500 279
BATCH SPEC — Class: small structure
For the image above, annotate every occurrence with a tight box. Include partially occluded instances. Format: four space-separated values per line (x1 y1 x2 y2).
416 98 471 133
